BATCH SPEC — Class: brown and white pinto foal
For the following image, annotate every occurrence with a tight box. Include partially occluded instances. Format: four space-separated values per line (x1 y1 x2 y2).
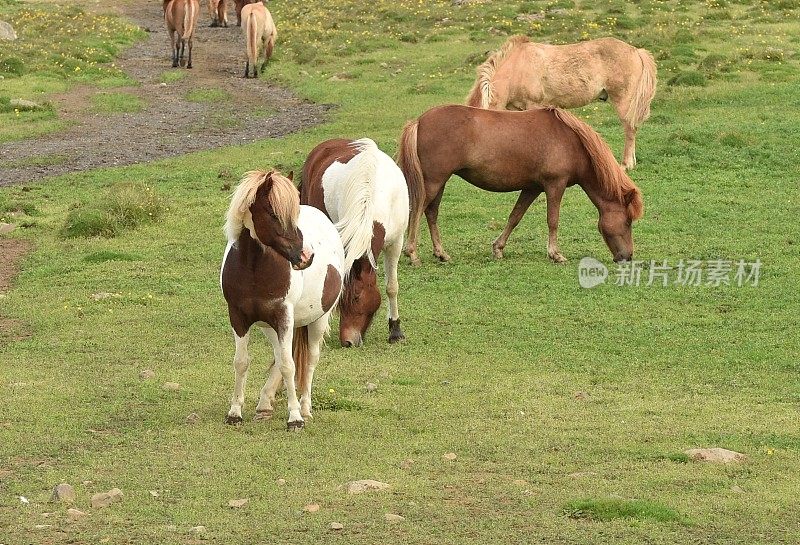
301 139 409 347
221 170 344 430
397 105 644 265
164 0 200 69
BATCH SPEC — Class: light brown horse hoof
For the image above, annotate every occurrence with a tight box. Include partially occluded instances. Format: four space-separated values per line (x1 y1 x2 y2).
286 420 305 431
253 410 273 422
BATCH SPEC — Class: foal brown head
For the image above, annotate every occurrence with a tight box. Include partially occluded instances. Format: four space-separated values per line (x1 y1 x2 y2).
338 257 381 348
226 170 313 270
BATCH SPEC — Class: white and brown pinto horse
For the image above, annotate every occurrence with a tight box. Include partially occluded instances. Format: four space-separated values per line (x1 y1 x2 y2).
164 0 200 69
466 36 657 170
221 170 344 430
301 138 409 347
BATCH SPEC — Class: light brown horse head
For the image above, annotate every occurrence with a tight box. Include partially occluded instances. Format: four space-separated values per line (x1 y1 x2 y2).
599 187 643 262
237 170 312 270
339 257 381 348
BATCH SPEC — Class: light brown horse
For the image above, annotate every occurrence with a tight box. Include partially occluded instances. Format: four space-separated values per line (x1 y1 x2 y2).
207 0 227 27
164 0 200 69
397 105 644 265
466 36 657 170
234 0 258 26
240 2 276 78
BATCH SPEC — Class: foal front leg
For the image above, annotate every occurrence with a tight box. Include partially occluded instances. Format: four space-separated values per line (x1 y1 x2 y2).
492 188 541 259
225 331 251 424
545 186 567 263
383 241 405 343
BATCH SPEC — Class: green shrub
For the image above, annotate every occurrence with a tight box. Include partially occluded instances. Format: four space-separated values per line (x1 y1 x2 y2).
563 498 685 523
0 57 25 76
668 70 707 86
61 183 165 238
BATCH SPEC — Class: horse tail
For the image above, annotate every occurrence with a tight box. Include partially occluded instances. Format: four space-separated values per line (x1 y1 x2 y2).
292 326 309 392
246 10 258 66
625 48 657 128
335 138 380 275
465 35 529 108
552 108 644 221
396 120 425 241
182 0 196 39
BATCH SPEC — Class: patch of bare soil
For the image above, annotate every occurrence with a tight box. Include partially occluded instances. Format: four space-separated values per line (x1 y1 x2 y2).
0 2 332 186
0 238 33 342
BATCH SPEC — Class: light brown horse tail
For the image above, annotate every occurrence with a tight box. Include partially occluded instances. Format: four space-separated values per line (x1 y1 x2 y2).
246 10 258 67
292 325 309 391
552 108 644 221
625 48 657 128
182 0 197 39
465 35 529 108
396 120 425 239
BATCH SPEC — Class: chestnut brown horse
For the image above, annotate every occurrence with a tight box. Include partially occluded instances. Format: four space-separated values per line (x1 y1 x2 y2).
207 0 227 27
164 0 200 69
301 138 409 347
465 36 657 170
221 170 344 430
397 105 644 265
234 0 258 26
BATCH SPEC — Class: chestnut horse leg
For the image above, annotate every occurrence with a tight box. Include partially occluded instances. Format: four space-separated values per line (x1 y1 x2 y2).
169 29 179 67
405 174 447 266
244 60 250 78
383 241 405 343
545 184 567 263
492 187 542 259
225 331 251 424
425 185 450 262
187 37 193 69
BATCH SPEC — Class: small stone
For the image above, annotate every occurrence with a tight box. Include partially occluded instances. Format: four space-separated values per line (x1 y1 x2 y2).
139 369 155 379
568 471 596 478
108 488 123 503
276 478 287 486
0 20 17 41
186 412 200 424
51 483 76 503
685 447 746 463
160 82 167 86
189 525 206 535
516 12 545 22
329 522 344 531
299 70 309 76
384 513 405 522
162 382 180 391
149 490 160 497
303 503 320 513
574 391 589 400
731 485 745 494
91 292 117 301
34 524 53 530
365 382 378 393
67 508 87 521
399 459 414 470
228 498 248 508
19 495 30 504
344 479 391 494
0 223 16 235
10 98 40 110
442 452 457 461
91 492 113 508
512 479 527 486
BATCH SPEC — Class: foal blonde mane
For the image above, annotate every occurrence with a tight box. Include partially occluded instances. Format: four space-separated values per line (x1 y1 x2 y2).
552 109 644 221
224 169 300 243
466 35 530 108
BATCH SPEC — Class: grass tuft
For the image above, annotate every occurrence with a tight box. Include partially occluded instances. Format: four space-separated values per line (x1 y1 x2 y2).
91 91 145 113
186 88 231 102
563 498 686 523
60 182 165 238
668 70 707 86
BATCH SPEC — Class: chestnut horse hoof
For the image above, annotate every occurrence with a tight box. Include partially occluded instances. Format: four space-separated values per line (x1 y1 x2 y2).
286 420 305 431
225 414 243 425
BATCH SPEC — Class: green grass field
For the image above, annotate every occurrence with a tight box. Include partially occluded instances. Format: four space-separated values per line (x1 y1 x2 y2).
1 0 799 543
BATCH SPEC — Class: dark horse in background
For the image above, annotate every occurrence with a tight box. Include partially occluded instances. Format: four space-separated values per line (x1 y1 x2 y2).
397 105 644 265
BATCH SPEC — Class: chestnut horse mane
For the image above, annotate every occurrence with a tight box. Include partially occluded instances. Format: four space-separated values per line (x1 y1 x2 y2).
551 108 644 221
465 35 530 108
224 169 300 243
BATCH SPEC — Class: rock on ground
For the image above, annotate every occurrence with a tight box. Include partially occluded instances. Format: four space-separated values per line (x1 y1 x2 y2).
162 382 180 391
384 513 405 522
67 508 87 521
108 488 124 502
0 223 16 235
186 412 200 424
228 498 248 508
90 492 113 508
329 522 344 531
442 452 457 461
685 447 746 463
10 98 40 111
139 369 155 379
51 483 76 503
303 503 320 513
0 21 16 41
344 479 391 494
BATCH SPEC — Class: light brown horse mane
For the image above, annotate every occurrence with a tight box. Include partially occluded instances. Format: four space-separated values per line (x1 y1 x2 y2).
465 35 530 108
551 108 644 221
224 169 300 242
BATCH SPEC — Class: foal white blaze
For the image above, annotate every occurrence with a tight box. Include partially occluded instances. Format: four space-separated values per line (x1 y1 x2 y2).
321 138 409 324
221 205 344 427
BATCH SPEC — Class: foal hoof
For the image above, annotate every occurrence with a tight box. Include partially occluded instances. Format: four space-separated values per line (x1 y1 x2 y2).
225 414 243 425
492 246 504 259
434 252 451 263
548 252 567 264
388 319 405 343
286 420 305 432
253 409 273 422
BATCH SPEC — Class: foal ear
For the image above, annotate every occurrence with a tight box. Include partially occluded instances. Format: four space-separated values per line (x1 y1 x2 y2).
287 170 294 181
